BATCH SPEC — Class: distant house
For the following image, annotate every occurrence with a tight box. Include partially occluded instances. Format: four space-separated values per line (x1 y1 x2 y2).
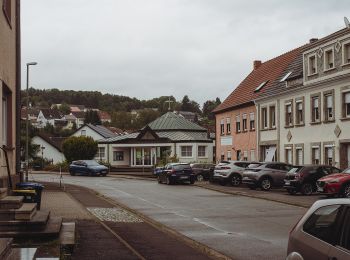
69 111 86 128
71 123 117 141
98 111 111 123
70 105 86 112
31 134 66 164
36 109 63 128
98 112 214 168
174 111 198 122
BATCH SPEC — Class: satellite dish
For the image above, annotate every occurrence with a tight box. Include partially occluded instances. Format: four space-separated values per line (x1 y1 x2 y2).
345 17 350 28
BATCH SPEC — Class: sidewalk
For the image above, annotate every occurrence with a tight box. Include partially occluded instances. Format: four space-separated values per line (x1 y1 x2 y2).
40 182 217 260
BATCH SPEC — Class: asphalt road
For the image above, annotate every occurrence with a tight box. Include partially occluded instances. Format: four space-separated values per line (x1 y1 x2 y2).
32 174 306 260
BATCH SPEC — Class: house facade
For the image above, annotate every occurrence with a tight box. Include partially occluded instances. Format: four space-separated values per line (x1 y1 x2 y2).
213 48 302 163
36 109 63 128
0 0 20 183
31 135 66 164
98 112 213 167
256 27 350 168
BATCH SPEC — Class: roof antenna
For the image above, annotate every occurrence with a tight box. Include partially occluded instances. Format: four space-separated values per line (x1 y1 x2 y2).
345 17 350 28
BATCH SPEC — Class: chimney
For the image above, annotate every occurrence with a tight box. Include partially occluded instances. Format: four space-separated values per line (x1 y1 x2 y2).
309 38 318 44
253 60 262 70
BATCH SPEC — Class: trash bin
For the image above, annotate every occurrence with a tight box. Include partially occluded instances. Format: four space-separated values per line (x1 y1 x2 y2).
15 182 44 210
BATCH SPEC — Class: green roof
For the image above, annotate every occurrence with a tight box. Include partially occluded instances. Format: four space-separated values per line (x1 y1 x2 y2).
147 112 205 131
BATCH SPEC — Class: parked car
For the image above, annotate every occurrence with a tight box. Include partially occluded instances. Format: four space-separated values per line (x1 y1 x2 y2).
242 162 293 190
157 163 195 185
190 163 215 181
212 161 261 186
153 166 164 175
284 165 341 195
317 167 350 198
69 160 109 176
287 199 350 260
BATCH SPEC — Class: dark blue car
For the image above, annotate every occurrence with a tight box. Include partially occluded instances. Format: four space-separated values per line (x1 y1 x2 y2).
157 163 195 185
69 160 109 176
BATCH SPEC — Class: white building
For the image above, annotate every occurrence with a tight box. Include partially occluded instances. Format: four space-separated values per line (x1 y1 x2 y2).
31 135 66 164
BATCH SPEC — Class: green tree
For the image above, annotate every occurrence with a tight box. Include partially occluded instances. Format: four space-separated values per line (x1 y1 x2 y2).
58 103 71 114
202 98 221 120
85 110 101 125
62 136 98 162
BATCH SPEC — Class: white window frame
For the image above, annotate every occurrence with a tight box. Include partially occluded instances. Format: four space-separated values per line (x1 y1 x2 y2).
236 115 241 133
242 114 247 131
220 119 225 135
295 147 303 165
261 107 268 129
96 147 105 159
344 91 350 118
324 145 334 166
308 54 318 76
249 112 255 130
311 96 320 122
312 146 320 165
323 46 335 71
226 117 231 134
81 129 86 136
342 40 350 66
181 146 193 158
113 151 124 161
296 100 304 125
198 146 207 158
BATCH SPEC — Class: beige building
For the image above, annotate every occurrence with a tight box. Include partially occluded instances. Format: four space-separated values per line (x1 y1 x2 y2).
0 0 20 185
256 27 350 169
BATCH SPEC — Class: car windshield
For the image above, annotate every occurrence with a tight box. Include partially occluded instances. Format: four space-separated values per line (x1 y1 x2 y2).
85 160 100 166
288 166 303 174
173 164 191 170
247 163 262 168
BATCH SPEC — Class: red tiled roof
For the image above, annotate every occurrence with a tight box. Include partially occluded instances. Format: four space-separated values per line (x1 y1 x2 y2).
98 111 111 120
213 46 304 113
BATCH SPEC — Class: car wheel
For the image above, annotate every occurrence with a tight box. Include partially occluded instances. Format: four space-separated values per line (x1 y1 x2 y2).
157 176 162 184
196 174 204 182
342 183 350 198
301 183 313 195
230 174 242 187
166 176 172 185
260 177 272 191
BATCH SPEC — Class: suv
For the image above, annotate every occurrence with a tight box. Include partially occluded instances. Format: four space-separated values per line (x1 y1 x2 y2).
317 167 350 198
190 163 215 181
69 160 109 176
157 163 195 185
242 162 292 191
284 165 341 195
287 199 350 260
212 161 259 186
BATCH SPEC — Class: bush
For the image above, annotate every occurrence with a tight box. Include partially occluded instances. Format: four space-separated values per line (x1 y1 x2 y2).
62 136 98 162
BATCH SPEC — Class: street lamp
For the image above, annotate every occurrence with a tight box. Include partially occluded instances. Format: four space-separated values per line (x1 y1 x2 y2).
25 62 37 182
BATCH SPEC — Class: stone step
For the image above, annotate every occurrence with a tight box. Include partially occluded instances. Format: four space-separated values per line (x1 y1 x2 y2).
59 222 76 258
0 211 50 231
0 196 24 209
0 188 7 199
0 217 63 239
0 238 12 259
0 203 37 221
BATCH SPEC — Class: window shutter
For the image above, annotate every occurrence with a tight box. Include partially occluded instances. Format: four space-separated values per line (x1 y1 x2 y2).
345 92 350 104
327 95 333 108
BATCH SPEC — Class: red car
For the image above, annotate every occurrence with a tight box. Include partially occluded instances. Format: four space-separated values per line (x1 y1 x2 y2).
317 167 350 198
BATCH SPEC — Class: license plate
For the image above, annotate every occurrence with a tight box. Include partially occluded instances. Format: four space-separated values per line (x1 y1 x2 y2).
180 176 188 179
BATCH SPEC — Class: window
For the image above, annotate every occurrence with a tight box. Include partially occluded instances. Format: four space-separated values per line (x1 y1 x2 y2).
220 152 225 161
198 146 206 157
226 118 231 134
343 92 350 118
254 81 268 92
181 146 192 157
236 115 241 133
236 150 241 161
325 146 333 166
343 41 350 65
311 96 320 122
295 148 303 165
113 151 124 161
308 54 317 75
324 93 334 121
96 147 105 159
285 148 292 164
285 103 293 126
243 151 248 161
227 151 231 161
303 205 340 244
312 146 320 165
269 106 276 128
220 119 224 135
242 114 247 131
81 130 86 136
2 0 11 26
261 107 268 129
295 100 304 125
280 71 292 82
249 112 255 130
324 48 334 70
250 150 255 161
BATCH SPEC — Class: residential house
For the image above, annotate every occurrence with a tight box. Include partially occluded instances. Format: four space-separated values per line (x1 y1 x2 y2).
72 123 117 141
69 111 85 128
0 0 20 184
98 112 213 168
174 111 198 122
255 27 350 168
31 134 66 164
36 109 63 128
213 48 302 163
98 111 111 123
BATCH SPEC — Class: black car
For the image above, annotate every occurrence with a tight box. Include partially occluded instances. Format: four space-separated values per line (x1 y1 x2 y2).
284 165 341 195
69 160 109 176
190 163 215 181
157 163 195 185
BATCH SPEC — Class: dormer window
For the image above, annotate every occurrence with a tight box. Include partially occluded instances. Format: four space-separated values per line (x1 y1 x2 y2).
324 48 334 70
308 54 317 75
280 71 292 82
343 41 350 65
254 81 268 92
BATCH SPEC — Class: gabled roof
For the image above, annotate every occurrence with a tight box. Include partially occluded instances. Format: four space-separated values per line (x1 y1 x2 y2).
84 124 117 139
147 112 205 131
213 46 304 113
35 133 66 152
40 109 62 119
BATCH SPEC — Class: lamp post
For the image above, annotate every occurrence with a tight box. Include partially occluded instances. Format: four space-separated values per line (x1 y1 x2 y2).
25 62 37 182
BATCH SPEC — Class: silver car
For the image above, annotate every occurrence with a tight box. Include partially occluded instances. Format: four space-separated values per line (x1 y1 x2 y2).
212 161 259 186
242 162 292 190
287 199 350 260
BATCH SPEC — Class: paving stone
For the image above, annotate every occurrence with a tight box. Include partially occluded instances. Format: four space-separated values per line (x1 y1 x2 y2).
86 207 143 223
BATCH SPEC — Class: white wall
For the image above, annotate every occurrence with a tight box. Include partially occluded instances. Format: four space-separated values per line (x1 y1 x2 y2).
31 136 65 164
175 142 213 163
72 125 104 141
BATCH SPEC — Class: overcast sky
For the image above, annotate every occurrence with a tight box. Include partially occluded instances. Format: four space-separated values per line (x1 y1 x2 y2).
22 0 349 106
